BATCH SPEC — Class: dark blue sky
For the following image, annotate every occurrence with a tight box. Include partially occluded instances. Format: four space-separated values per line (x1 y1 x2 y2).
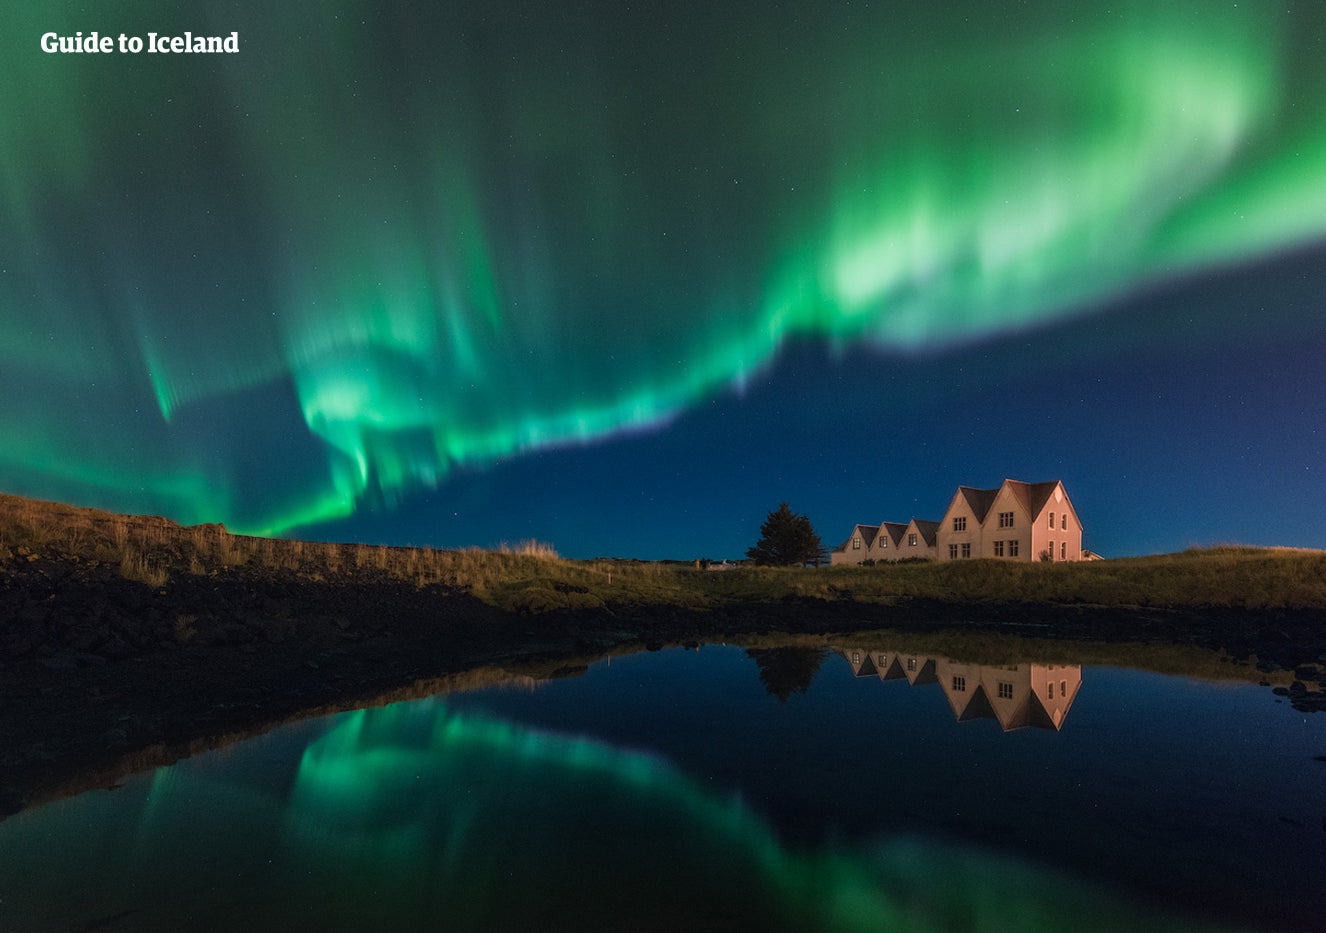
2 1 1324 558
305 243 1326 559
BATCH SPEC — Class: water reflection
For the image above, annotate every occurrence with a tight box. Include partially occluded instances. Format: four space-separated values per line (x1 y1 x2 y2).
838 648 1082 731
745 647 829 702
3 638 1319 932
0 695 1193 933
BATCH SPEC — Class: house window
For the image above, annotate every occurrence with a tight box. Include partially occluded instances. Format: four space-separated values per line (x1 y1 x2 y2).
961 543 971 558
880 538 887 548
852 652 860 664
949 544 958 559
852 536 862 550
908 533 917 546
998 682 1013 699
952 676 966 692
1048 682 1055 700
1049 511 1056 529
999 511 1013 528
993 540 1004 557
1047 540 1054 561
1061 515 1070 532
1009 540 1019 557
1061 542 1066 561
953 516 967 532
1061 679 1067 697
907 657 916 671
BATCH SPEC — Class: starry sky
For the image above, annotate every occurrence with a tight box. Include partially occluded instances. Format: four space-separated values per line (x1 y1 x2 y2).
2 1 1324 559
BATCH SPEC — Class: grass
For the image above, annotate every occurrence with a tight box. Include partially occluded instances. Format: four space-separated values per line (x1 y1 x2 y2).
3 492 1325 614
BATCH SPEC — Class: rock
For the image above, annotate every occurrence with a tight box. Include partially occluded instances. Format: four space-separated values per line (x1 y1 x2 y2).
1272 686 1290 696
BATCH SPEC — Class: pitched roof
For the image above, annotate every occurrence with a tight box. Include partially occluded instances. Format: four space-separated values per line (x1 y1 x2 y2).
833 523 879 552
878 521 909 547
956 486 1001 523
1001 479 1062 520
911 519 939 546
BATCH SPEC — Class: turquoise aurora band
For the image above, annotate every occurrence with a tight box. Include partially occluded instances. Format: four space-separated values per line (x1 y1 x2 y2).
0 700 1207 930
2 1 1325 533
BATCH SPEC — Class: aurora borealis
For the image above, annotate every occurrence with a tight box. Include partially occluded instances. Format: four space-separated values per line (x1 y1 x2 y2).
3 1 1325 555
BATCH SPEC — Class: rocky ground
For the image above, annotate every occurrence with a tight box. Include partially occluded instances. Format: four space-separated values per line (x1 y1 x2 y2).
3 548 1325 818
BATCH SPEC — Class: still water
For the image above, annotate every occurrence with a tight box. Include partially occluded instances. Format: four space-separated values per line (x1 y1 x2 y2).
1 640 1323 931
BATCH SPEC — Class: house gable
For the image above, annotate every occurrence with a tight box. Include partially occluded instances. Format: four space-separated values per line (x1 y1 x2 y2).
911 519 939 547
874 521 908 556
831 523 880 565
938 486 995 560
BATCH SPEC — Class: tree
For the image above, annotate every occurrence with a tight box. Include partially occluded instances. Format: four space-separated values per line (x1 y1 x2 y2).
746 502 826 567
745 647 828 702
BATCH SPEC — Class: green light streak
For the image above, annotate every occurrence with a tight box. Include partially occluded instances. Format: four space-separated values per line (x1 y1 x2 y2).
0 1 1323 532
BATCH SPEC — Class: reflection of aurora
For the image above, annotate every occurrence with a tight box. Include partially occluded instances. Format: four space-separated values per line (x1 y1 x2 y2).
0 700 1209 931
1 2 1326 533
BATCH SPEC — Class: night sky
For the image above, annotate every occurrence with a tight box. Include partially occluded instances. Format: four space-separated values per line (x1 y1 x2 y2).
3 1 1324 559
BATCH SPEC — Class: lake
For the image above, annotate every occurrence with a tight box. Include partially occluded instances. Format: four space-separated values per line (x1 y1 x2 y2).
1 637 1323 931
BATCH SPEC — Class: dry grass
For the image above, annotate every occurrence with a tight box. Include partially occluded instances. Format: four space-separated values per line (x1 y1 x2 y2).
3 492 1325 613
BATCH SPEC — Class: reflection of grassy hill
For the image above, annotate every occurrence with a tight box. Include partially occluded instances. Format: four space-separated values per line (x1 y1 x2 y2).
3 492 1325 614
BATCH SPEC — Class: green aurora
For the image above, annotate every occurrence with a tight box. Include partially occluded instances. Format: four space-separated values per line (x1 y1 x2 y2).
2 1 1325 534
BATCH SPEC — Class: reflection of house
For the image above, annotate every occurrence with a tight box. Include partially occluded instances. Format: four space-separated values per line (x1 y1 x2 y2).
830 478 1084 564
840 647 1082 731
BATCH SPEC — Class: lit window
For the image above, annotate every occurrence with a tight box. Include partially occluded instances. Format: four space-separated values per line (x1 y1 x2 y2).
852 652 860 663
961 543 971 558
1049 512 1056 529
948 544 958 559
998 682 1013 699
954 516 967 532
880 538 887 548
852 536 861 550
909 533 917 546
993 540 1005 557
1009 540 1019 557
952 676 966 692
907 658 916 671
999 511 1013 528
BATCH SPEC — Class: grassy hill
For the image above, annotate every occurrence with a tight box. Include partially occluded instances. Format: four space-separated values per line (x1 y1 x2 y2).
3 492 1325 615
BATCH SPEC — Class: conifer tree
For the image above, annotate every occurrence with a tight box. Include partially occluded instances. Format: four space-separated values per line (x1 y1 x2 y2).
746 502 825 567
